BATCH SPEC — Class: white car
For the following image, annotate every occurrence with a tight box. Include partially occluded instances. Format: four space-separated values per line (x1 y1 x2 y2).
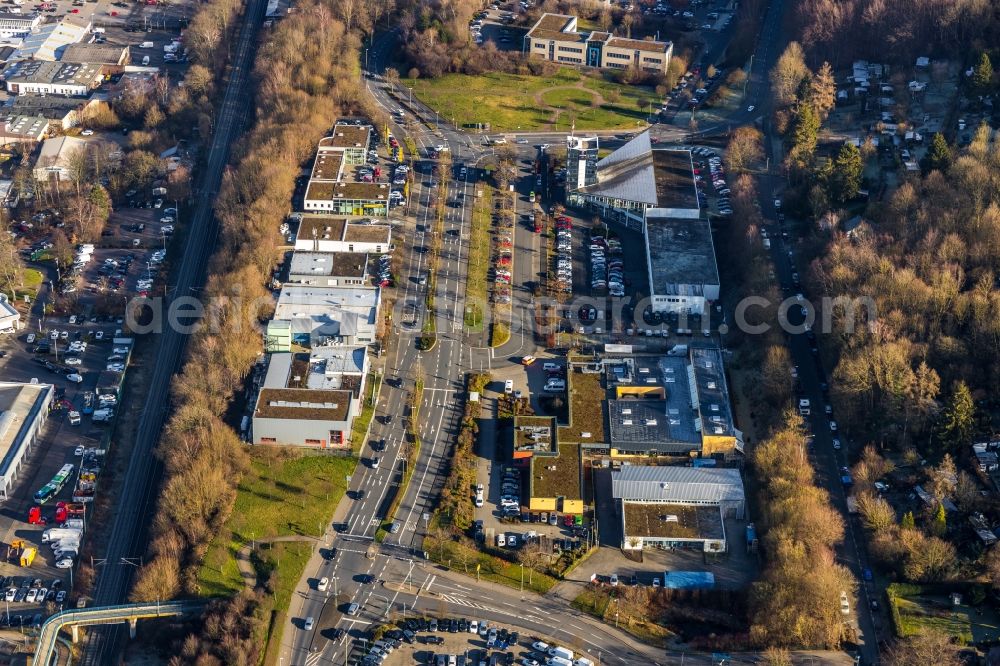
95 331 104 341
25 589 37 603
81 129 94 136
829 421 838 432
532 641 549 652
65 358 82 366
747 105 755 112
66 374 83 383
74 445 86 456
317 577 329 592
4 589 13 602
469 620 479 634
55 558 74 569
50 330 58 340
106 363 125 372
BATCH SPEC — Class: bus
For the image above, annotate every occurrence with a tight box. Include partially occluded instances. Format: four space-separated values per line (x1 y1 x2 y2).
34 464 74 504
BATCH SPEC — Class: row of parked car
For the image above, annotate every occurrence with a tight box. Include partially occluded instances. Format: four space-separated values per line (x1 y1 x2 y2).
551 216 573 293
589 232 624 296
2 577 66 605
492 195 514 305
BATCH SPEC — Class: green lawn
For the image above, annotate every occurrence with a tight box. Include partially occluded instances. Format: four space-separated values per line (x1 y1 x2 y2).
404 68 658 131
198 450 357 597
351 372 381 455
465 187 491 333
423 533 557 595
892 596 975 644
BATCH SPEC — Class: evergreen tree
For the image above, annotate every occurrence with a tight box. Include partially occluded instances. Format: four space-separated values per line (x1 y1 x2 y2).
937 381 975 451
901 511 915 530
931 503 947 537
828 143 864 202
921 132 952 174
972 52 994 94
789 103 820 168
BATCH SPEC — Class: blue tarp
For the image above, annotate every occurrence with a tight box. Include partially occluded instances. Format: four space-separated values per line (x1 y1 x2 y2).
662 571 715 590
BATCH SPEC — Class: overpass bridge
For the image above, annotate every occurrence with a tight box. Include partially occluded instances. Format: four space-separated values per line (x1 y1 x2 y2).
33 600 204 665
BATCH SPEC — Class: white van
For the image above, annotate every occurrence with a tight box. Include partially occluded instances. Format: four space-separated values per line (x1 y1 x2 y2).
544 379 566 392
543 362 561 372
503 379 513 394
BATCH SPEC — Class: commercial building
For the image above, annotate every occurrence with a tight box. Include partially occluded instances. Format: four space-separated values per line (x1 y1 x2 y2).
6 94 93 128
606 350 742 458
2 60 104 96
266 284 380 350
286 251 373 287
33 135 88 181
0 294 19 331
0 12 42 40
523 13 672 74
0 382 54 500
293 215 392 254
303 124 390 215
11 15 91 62
60 43 129 66
567 132 718 314
565 135 599 191
251 348 368 448
612 465 745 552
0 114 47 147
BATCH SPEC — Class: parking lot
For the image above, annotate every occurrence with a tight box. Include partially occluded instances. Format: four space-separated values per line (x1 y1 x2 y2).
357 617 593 666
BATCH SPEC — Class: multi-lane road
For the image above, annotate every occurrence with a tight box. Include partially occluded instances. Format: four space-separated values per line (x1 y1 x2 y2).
276 2 881 665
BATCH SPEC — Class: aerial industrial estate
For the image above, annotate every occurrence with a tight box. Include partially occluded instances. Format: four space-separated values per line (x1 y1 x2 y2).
0 0 994 665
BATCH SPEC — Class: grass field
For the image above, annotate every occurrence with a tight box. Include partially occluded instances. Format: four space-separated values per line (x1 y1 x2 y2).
465 187 492 333
198 449 356 597
423 533 557 595
892 595 975 644
404 68 658 132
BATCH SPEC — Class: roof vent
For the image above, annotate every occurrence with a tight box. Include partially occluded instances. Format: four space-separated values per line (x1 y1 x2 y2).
645 419 657 426
622 419 632 425
622 408 632 415
706 381 717 389
661 515 678 522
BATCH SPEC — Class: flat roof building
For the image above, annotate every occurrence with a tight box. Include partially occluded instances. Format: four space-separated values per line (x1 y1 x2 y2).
2 60 104 96
524 13 672 74
251 349 367 449
60 43 129 66
0 13 41 40
302 123 388 215
644 214 720 315
287 250 373 287
612 465 745 552
0 294 19 331
606 350 741 458
268 284 380 349
292 215 392 254
0 381 53 500
567 133 717 314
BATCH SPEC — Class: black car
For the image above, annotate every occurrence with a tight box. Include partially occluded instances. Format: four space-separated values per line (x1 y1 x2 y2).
448 619 459 633
402 629 415 643
425 635 444 645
